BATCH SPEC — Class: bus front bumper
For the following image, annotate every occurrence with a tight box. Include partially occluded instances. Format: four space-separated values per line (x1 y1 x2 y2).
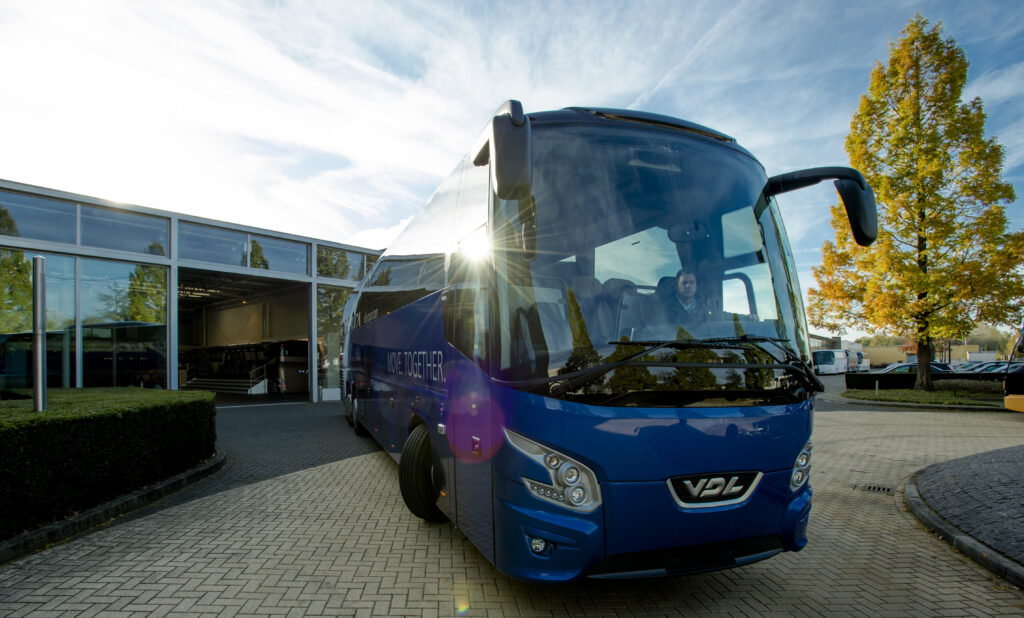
492 470 810 582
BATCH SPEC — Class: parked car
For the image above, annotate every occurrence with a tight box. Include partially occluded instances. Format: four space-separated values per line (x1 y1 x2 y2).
977 362 1020 373
874 362 952 374
964 361 1005 373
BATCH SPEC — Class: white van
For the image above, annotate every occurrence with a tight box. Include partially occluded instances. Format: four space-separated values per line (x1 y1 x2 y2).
812 349 849 375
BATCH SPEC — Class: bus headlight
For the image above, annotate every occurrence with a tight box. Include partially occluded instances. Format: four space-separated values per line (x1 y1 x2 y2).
790 441 812 492
568 486 587 506
504 428 602 513
559 463 581 486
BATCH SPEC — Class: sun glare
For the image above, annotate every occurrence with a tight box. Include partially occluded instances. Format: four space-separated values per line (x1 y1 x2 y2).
459 226 490 262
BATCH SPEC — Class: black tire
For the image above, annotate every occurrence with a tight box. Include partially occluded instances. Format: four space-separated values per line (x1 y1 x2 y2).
399 424 446 522
352 398 369 436
344 394 355 427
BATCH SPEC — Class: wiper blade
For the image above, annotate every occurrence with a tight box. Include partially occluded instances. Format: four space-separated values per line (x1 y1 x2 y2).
692 335 823 392
497 336 822 395
496 339 682 393
608 338 743 348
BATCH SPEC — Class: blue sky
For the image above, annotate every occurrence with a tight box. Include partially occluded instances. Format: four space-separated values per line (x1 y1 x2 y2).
1 0 1021 336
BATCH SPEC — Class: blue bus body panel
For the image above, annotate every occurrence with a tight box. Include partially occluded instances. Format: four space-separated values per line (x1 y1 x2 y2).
351 292 447 441
490 385 812 580
447 349 496 562
351 291 498 560
494 387 812 481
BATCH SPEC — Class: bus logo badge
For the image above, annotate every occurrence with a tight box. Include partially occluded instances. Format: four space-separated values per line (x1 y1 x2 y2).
668 471 762 508
683 476 744 498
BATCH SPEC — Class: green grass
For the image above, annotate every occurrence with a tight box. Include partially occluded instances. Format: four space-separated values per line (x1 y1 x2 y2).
843 380 1004 407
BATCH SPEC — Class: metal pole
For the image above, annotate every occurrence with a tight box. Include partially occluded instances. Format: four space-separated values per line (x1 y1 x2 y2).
32 256 46 412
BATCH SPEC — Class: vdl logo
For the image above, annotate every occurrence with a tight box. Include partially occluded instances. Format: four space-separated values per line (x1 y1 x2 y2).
683 476 746 499
669 471 761 506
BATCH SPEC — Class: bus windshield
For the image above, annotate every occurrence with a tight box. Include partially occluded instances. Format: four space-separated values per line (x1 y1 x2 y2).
493 122 812 402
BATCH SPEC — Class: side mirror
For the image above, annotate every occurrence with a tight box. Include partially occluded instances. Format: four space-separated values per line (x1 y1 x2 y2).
474 100 532 200
765 166 878 247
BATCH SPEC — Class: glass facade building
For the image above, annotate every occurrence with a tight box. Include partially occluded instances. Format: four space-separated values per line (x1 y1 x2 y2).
0 180 380 402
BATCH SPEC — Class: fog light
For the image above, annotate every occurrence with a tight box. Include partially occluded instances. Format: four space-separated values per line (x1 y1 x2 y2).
529 537 547 554
545 453 561 469
790 441 812 492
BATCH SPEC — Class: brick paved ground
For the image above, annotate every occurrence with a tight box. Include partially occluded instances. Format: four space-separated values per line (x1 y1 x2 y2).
916 444 1024 565
1 398 1023 616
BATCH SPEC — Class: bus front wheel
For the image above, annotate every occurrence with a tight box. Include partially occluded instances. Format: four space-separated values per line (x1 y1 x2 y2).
399 424 446 522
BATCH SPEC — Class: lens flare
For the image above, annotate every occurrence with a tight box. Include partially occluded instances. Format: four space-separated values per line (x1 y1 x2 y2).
453 579 471 616
459 226 490 262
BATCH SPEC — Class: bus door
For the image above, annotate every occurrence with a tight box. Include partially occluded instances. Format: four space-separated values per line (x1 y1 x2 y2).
444 247 496 562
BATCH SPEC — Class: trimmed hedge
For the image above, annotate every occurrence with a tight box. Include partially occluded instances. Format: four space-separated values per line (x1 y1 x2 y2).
0 388 216 541
845 372 1003 390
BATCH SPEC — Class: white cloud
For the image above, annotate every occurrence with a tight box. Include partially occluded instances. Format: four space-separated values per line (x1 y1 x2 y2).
0 0 1020 260
965 61 1024 105
346 216 413 252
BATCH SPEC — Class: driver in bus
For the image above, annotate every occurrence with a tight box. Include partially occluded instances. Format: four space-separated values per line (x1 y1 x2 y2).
663 267 713 327
639 266 714 340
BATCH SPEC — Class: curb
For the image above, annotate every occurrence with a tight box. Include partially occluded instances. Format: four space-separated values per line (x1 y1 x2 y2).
817 392 1004 412
0 451 227 566
904 475 1024 589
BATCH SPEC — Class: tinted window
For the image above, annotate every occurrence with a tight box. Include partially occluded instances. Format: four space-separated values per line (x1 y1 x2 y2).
250 235 308 274
317 246 365 280
79 258 167 388
81 206 168 256
317 284 352 393
179 223 246 266
0 190 76 244
0 250 77 389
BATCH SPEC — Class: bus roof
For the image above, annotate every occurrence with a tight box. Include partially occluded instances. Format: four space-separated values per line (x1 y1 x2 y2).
524 107 759 163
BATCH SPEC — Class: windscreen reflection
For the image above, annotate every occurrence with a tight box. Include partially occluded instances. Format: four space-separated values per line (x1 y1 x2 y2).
494 123 810 403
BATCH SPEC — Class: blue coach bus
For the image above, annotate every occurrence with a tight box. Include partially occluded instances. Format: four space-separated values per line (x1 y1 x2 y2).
341 101 876 582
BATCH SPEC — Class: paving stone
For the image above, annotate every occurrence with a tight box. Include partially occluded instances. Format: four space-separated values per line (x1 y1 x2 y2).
2 402 1024 615
916 444 1024 565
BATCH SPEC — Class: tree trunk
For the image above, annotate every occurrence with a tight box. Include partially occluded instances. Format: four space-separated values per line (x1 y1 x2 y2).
914 334 934 391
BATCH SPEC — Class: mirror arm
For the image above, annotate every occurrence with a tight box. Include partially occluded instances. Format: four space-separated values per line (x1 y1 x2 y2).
765 166 867 197
765 166 877 247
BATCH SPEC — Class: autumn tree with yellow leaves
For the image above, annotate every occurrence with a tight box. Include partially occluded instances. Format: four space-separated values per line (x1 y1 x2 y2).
809 15 1024 390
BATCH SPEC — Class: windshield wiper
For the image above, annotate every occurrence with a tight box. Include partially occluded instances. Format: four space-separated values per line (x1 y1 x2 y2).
609 335 823 393
497 336 822 395
688 335 823 392
495 339 683 394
